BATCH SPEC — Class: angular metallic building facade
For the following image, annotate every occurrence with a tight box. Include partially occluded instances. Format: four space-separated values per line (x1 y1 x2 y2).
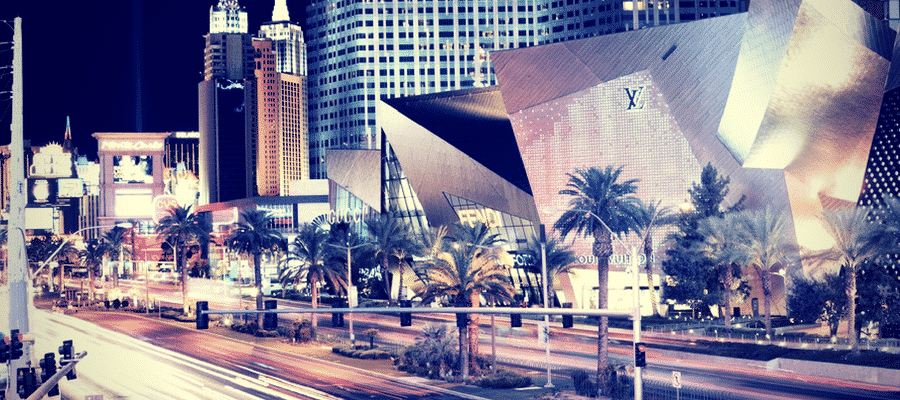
353 0 899 311
488 0 898 310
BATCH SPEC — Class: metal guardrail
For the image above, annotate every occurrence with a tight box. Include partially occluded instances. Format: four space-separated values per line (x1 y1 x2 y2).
201 306 635 318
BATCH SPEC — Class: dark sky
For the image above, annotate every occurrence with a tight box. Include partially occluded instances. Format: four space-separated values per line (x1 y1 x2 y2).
0 0 309 159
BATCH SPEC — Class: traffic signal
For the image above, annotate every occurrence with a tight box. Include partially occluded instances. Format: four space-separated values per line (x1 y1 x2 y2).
562 302 573 328
263 300 278 331
399 300 412 327
9 330 23 360
332 299 345 327
634 342 647 367
59 340 76 380
510 313 522 328
196 301 209 330
39 353 60 397
456 313 468 328
16 367 36 399
0 335 9 363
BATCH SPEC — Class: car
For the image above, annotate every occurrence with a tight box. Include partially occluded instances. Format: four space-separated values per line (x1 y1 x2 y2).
262 282 283 297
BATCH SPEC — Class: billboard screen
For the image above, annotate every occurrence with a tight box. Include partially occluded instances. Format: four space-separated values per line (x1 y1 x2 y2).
57 178 84 198
113 155 153 184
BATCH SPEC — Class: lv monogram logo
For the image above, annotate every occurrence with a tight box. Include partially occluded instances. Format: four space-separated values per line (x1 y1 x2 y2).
625 86 645 110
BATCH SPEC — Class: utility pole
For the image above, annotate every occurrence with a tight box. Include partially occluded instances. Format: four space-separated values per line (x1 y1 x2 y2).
8 16 33 400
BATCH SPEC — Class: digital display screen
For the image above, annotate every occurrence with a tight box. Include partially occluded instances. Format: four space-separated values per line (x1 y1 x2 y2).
113 155 153 184
57 178 84 198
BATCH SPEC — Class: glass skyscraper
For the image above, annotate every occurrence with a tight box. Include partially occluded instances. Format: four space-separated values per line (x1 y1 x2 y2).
305 0 748 179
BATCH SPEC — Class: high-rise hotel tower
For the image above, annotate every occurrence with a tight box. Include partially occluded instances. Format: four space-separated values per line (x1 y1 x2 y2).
254 0 310 197
199 0 309 203
305 0 748 179
199 0 254 204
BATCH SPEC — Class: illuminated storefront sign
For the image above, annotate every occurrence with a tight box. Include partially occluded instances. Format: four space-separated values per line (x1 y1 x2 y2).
152 195 179 223
457 208 503 228
575 253 654 266
100 140 164 152
324 208 374 224
29 144 73 178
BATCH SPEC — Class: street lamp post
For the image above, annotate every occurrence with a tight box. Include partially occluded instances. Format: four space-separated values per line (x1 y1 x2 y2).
540 225 554 388
576 208 660 400
31 223 133 289
326 241 369 344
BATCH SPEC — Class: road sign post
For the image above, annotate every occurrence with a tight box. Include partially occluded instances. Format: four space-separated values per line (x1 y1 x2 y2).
672 370 682 400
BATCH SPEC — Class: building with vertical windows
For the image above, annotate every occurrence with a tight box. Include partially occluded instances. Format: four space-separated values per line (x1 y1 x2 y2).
259 0 308 76
254 0 311 197
304 0 749 179
199 0 256 205
200 0 310 203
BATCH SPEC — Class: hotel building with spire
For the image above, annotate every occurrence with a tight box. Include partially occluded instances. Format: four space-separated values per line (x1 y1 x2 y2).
199 0 309 203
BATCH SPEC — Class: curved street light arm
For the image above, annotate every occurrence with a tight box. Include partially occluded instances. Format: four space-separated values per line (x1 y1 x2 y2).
29 223 132 281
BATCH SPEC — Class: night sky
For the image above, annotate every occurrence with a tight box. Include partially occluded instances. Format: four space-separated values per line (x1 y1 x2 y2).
0 0 309 159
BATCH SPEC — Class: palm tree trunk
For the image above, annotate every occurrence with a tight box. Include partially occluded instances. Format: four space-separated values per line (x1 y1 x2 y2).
459 313 469 382
179 243 190 315
643 236 659 316
468 291 481 375
310 276 319 340
594 227 613 396
759 267 772 339
254 252 264 326
724 264 733 331
383 253 394 302
88 265 94 302
847 263 859 355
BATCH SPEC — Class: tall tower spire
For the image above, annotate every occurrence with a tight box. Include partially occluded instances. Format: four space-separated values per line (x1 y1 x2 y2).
64 116 72 141
272 0 290 22
209 0 248 34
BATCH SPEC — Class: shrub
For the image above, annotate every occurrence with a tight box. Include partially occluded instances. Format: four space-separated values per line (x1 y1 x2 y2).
230 321 260 335
571 370 598 398
255 329 280 338
474 370 532 389
332 345 392 360
276 326 292 338
291 320 312 343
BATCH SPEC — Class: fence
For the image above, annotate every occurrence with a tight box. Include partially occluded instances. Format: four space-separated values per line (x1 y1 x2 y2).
641 317 900 351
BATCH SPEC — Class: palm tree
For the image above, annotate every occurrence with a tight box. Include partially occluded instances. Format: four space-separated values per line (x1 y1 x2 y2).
101 227 130 289
805 206 883 355
280 222 347 339
697 213 743 331
553 165 642 395
634 200 675 317
366 213 419 302
729 208 797 339
126 218 141 278
226 210 286 326
156 205 212 315
416 323 458 378
524 234 578 306
415 222 514 381
79 239 106 301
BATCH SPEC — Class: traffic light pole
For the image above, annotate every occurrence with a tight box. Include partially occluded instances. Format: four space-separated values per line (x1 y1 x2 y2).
24 351 86 400
8 17 32 400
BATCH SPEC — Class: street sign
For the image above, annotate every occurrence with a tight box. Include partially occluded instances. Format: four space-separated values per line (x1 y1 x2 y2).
537 321 549 344
672 371 682 388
